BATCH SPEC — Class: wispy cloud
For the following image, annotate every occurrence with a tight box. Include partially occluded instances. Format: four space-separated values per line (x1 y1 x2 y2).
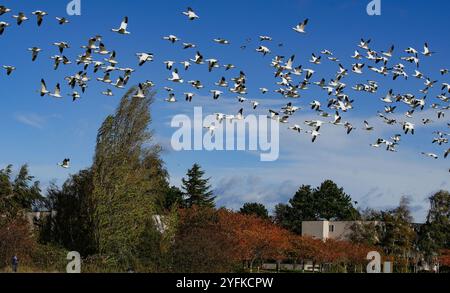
14 113 47 129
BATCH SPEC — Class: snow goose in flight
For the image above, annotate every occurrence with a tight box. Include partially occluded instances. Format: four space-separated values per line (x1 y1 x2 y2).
260 36 272 41
0 5 11 15
56 17 69 25
421 152 438 159
204 124 216 136
136 53 153 66
183 43 196 49
405 47 418 55
188 80 204 89
401 55 420 67
164 61 175 70
58 159 71 169
352 63 365 74
224 64 235 71
440 69 448 75
413 70 424 79
256 46 270 56
260 88 268 94
293 18 308 34
32 11 48 26
95 43 110 55
441 83 450 93
49 83 62 98
102 89 114 96
267 110 280 121
328 56 339 62
402 122 415 135
384 106 396 114
381 45 394 58
215 77 228 87
210 90 223 100
422 118 433 125
215 113 226 123
165 93 177 103
234 109 244 121
206 59 219 72
331 111 342 125
432 136 448 146
51 55 70 70
310 100 321 111
351 50 363 60
168 69 183 83
304 69 315 79
53 42 70 54
307 130 321 143
181 61 191 71
289 125 302 133
183 7 199 20
213 38 230 45
133 84 146 99
309 53 321 65
190 51 204 64
363 121 374 131
69 91 81 102
358 39 371 50
444 149 450 159
184 93 194 102
344 122 354 134
251 101 260 110
104 51 118 65
39 79 50 96
0 21 9 35
112 17 130 34
282 103 301 115
13 12 28 25
381 89 394 104
28 47 42 61
424 78 437 88
2 65 15 76
112 77 126 89
421 43 435 57
237 96 247 103
305 120 324 131
163 35 180 43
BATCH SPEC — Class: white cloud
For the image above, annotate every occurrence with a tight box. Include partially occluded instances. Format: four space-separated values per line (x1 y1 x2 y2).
14 113 46 129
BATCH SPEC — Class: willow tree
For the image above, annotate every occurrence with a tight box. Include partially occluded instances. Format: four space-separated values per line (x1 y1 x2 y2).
91 85 169 267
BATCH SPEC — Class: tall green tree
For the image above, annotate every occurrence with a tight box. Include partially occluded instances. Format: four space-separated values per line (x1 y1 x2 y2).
181 164 216 208
157 186 184 212
313 180 359 220
419 190 450 258
0 164 42 223
274 180 359 234
380 197 416 272
240 202 269 219
91 85 169 267
40 169 96 256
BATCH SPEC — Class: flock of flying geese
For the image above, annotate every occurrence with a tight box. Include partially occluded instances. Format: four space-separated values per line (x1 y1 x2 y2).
0 5 449 170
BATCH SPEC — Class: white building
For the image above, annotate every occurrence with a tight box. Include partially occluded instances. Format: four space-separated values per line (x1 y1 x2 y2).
301 220 370 241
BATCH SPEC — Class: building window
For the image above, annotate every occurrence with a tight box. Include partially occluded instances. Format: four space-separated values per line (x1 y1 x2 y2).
329 225 335 233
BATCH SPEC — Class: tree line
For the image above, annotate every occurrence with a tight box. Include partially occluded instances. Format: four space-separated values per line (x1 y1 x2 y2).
0 86 449 272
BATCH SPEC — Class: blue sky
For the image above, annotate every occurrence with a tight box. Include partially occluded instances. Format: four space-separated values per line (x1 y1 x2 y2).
0 0 449 222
